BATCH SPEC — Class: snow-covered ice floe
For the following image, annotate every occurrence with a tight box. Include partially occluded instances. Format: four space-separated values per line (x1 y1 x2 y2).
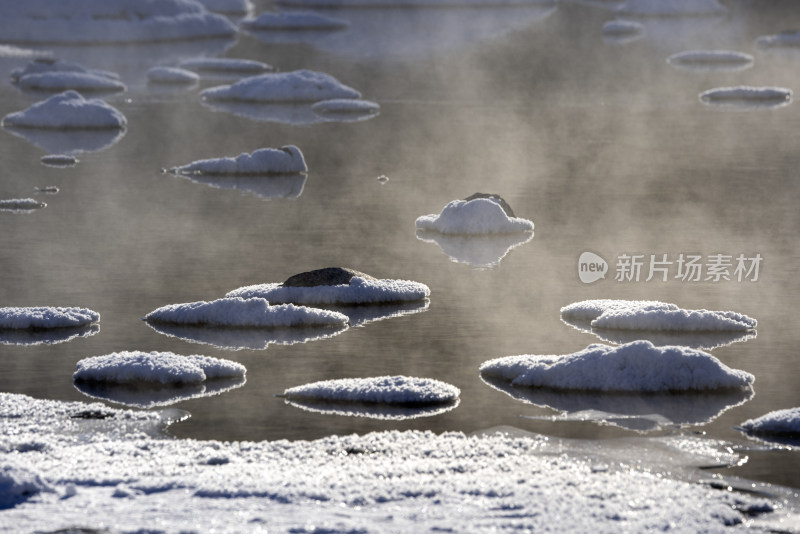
416 194 534 235
0 198 46 213
2 91 126 130
72 351 246 408
0 0 238 45
2 392 796 532
226 267 430 306
311 98 380 122
241 11 350 31
11 58 122 87
166 146 307 175
179 57 273 79
482 373 753 432
40 154 78 167
147 66 199 85
146 321 347 351
284 375 460 419
560 299 757 333
479 340 754 392
602 19 644 44
700 86 792 110
15 71 127 94
737 407 800 447
144 297 349 328
0 306 99 329
416 229 534 269
201 69 361 102
667 50 754 72
616 0 726 17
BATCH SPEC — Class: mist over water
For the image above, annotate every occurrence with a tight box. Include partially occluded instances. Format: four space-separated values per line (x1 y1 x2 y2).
1 1 800 488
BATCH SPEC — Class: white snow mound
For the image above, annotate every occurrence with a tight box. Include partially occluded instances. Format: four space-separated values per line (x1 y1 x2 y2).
561 299 756 332
168 146 307 175
416 197 534 235
284 375 460 405
227 277 431 305
740 407 800 437
2 91 126 130
479 340 754 392
73 351 245 385
0 306 99 329
144 297 348 327
201 69 361 102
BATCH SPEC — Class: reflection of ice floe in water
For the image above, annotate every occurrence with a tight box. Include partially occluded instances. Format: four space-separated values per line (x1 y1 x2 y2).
615 0 726 17
737 407 800 448
179 57 274 80
270 3 556 59
285 398 459 420
560 299 757 332
242 10 350 30
144 297 349 327
700 86 792 110
72 350 246 408
416 228 533 269
602 20 644 45
202 100 378 125
146 321 348 351
172 172 308 200
567 322 756 350
0 198 46 213
0 1 238 45
4 125 126 155
667 50 754 73
147 66 200 86
479 341 755 392
167 146 307 175
481 374 753 432
0 306 99 329
15 71 127 96
74 376 246 409
328 299 429 327
283 375 460 419
312 98 380 122
0 324 99 346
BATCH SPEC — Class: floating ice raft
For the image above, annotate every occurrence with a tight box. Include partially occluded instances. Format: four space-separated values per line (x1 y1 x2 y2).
0 0 238 44
0 198 46 212
0 306 99 329
179 57 273 77
73 351 245 385
700 86 792 109
416 194 534 235
11 59 120 84
16 72 127 94
560 299 756 332
144 297 348 327
667 50 753 71
479 340 755 392
147 66 199 85
242 11 350 31
167 146 307 175
201 69 361 102
226 267 430 305
2 91 126 130
616 0 726 17
284 376 460 406
739 407 800 437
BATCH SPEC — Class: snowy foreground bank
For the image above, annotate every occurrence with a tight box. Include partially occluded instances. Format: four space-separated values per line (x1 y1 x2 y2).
1 394 799 532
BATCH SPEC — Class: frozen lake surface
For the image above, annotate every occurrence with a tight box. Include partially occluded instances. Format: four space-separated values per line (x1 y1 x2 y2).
2 0 800 530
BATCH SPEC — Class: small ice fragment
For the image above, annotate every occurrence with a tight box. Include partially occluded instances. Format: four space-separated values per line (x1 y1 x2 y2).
700 86 792 109
0 198 46 212
284 375 460 405
180 57 273 77
40 154 77 167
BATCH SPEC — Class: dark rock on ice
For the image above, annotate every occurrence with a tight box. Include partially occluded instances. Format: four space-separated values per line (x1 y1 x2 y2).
464 192 516 217
283 267 376 287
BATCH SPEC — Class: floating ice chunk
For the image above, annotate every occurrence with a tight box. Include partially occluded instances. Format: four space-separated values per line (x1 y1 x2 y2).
0 1 238 45
227 267 430 305
10 58 119 85
40 154 77 167
16 72 126 94
73 351 246 385
167 146 307 175
312 98 380 122
2 91 126 130
144 297 349 328
602 20 644 43
284 375 460 405
416 195 534 235
33 186 60 194
179 57 273 78
242 11 350 31
700 86 792 109
479 341 755 392
667 50 754 72
740 407 800 436
196 0 254 17
201 69 361 102
756 30 800 49
0 306 99 329
560 299 756 332
616 0 726 17
0 465 53 509
0 198 46 213
147 66 199 85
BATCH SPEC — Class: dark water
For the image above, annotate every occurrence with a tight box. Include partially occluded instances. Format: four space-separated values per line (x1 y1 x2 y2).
1 0 800 489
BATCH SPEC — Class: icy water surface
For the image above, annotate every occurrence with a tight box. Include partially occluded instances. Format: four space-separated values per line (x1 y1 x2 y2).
1 1 800 489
